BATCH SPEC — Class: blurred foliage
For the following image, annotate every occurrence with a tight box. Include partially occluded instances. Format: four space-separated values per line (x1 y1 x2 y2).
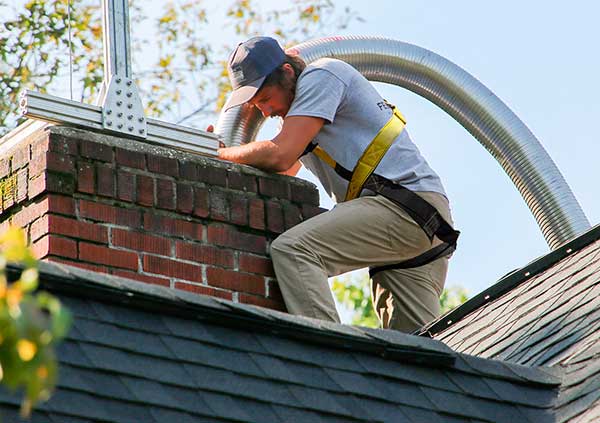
0 227 71 418
439 284 469 314
332 270 469 328
0 0 363 135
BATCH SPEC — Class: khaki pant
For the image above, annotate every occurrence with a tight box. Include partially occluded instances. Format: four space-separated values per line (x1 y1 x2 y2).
270 192 453 333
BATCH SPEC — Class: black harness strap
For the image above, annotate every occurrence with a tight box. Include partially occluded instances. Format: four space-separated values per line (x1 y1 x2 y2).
301 143 460 277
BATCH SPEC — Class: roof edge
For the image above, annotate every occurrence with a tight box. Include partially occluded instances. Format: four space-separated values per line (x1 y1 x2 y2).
7 260 457 367
417 223 600 338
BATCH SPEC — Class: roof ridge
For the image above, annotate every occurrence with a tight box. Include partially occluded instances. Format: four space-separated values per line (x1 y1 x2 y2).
418 223 600 338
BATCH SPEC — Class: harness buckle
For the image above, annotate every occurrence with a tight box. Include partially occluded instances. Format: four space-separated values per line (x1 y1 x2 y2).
422 213 440 240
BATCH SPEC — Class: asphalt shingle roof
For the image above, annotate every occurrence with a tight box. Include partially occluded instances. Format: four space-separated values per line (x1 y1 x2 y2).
427 224 600 422
0 261 561 422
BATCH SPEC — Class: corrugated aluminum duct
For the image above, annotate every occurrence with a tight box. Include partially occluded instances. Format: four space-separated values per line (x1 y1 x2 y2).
215 35 590 250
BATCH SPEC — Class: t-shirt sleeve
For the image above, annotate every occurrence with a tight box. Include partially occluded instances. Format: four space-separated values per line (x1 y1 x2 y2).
286 69 346 123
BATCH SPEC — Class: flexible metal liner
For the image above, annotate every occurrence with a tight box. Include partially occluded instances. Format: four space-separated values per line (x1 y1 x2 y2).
216 36 589 250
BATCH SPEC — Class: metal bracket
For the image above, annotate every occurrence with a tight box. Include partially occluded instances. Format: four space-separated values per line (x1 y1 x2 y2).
18 90 219 157
100 75 147 138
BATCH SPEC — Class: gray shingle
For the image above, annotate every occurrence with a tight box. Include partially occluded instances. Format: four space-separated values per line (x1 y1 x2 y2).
420 386 488 420
355 354 461 392
324 368 385 398
79 342 194 387
257 334 365 371
236 398 283 423
90 301 171 334
366 377 436 409
288 385 352 417
197 390 254 422
74 317 174 357
271 405 328 423
162 334 266 377
485 378 556 407
120 376 179 409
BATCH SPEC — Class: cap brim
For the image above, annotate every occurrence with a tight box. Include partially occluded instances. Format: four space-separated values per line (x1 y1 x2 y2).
223 76 266 112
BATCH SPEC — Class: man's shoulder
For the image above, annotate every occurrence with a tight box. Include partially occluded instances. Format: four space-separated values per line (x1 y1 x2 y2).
301 58 356 84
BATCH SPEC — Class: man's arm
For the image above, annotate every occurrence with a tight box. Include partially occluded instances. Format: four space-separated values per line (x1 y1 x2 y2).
218 116 324 173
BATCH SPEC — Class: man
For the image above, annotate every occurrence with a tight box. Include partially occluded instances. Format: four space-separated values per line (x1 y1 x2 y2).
217 36 458 332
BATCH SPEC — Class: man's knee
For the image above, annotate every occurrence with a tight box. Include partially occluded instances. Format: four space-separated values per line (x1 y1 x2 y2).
270 233 292 258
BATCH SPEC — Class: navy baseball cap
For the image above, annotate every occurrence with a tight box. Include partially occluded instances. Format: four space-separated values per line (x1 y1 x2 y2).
223 36 286 111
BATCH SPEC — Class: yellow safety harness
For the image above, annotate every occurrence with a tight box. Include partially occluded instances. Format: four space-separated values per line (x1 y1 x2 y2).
302 104 459 276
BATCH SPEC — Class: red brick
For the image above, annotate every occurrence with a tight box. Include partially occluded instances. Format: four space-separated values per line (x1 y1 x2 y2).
267 280 285 302
239 253 275 277
96 164 115 197
30 134 49 157
0 157 10 178
117 171 135 202
16 168 28 203
48 257 109 274
77 162 95 194
249 199 265 230
230 195 248 226
228 171 257 193
48 134 78 155
11 199 49 228
209 189 228 222
207 224 266 254
143 213 203 240
29 154 47 177
174 282 233 300
197 164 227 187
258 177 289 199
266 200 284 234
136 174 154 207
179 161 198 181
156 179 175 210
176 184 193 214
302 204 327 220
147 154 178 177
46 152 75 174
206 267 265 296
48 214 108 243
28 174 46 199
290 183 320 206
176 242 234 268
112 228 171 256
79 242 138 270
79 200 141 228
11 146 29 170
30 214 49 242
2 175 16 210
143 255 202 282
239 293 286 311
81 140 113 162
283 202 302 230
46 172 75 195
111 269 170 287
193 187 209 218
116 147 145 169
32 234 77 259
47 194 75 216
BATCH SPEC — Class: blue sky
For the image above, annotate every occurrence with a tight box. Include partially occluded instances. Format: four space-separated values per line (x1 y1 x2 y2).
301 1 600 296
132 0 598 298
9 0 598 300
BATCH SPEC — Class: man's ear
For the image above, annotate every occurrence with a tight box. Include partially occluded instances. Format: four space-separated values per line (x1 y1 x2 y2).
282 63 295 77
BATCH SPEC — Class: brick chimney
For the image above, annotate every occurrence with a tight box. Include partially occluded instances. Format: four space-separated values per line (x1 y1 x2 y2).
0 125 324 312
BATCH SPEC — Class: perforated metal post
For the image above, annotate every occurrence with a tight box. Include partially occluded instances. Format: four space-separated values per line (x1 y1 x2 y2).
96 0 147 138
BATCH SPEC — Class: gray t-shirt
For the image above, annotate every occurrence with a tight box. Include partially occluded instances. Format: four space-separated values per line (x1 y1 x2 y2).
286 58 447 203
